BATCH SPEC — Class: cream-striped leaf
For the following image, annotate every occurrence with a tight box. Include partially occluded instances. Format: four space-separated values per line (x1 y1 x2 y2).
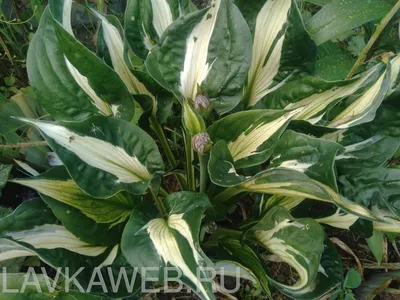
19 116 164 198
245 206 324 295
146 0 252 114
208 109 301 169
328 68 390 129
12 168 139 227
93 11 155 100
122 192 215 300
125 0 197 59
213 167 381 222
241 0 316 108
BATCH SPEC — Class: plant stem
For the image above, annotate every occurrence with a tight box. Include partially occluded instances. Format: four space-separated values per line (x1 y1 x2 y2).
184 130 195 190
149 116 177 167
0 141 48 149
198 153 208 193
159 187 169 197
212 186 243 204
346 0 400 79
150 187 167 217
149 116 186 190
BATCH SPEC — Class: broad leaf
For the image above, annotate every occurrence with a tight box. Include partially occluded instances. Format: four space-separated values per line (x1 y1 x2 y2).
256 63 385 127
307 0 393 45
339 167 400 209
355 271 400 300
0 199 120 290
11 167 139 245
20 116 164 198
12 167 139 227
328 66 390 129
240 0 316 108
27 6 133 121
208 109 301 169
245 207 325 296
124 0 196 59
146 0 252 114
215 238 271 296
93 11 156 101
50 3 135 120
121 191 215 300
270 130 343 190
336 136 400 171
315 41 355 81
221 168 380 221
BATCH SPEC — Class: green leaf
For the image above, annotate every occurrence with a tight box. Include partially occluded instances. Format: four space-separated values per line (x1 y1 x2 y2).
12 167 139 227
245 207 325 296
339 167 400 209
0 199 120 290
27 8 101 120
355 271 400 300
344 269 362 289
257 63 388 129
328 65 391 129
208 109 301 170
241 0 317 108
270 130 344 190
11 167 139 245
216 238 271 296
121 191 215 300
307 0 393 45
336 136 400 171
50 10 135 121
347 35 366 57
366 230 384 265
0 199 57 232
20 116 164 198
315 41 355 81
124 0 197 60
146 0 252 114
93 11 156 99
230 168 380 221
0 164 12 196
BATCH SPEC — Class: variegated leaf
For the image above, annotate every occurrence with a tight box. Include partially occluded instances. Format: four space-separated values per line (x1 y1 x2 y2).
27 3 134 121
241 0 316 108
122 192 215 300
50 0 135 120
12 167 140 227
270 130 344 190
257 63 386 127
93 11 156 103
0 199 124 296
212 167 381 222
215 238 271 296
328 67 390 129
0 199 118 276
125 0 197 59
208 109 301 170
19 116 164 198
316 207 400 234
245 207 324 295
336 135 400 171
146 0 252 114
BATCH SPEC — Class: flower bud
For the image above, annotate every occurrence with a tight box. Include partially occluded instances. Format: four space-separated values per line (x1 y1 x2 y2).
182 100 206 135
192 132 212 153
194 94 213 115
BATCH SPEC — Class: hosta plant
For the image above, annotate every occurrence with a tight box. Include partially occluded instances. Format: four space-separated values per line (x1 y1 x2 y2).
2 0 400 299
